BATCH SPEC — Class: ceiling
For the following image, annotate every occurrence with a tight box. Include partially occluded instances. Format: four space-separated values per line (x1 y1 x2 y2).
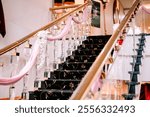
119 0 134 9
120 0 150 8
119 0 150 33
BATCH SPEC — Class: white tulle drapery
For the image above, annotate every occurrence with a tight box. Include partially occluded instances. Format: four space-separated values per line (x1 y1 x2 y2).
47 7 89 41
0 31 47 85
0 6 90 85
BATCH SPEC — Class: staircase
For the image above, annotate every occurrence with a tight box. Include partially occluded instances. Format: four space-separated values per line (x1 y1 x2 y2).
122 34 146 100
29 35 111 100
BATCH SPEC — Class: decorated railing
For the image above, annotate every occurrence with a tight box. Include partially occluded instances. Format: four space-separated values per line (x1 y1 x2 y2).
0 1 91 99
70 0 141 100
50 4 81 20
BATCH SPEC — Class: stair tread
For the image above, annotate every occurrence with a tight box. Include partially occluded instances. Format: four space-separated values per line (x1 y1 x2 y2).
54 70 88 72
125 81 140 85
49 70 87 80
62 62 93 64
135 48 144 51
78 44 105 50
130 62 141 65
131 55 143 57
58 63 92 70
137 43 145 46
38 89 74 93
69 55 97 56
46 78 81 82
73 49 102 55
128 71 140 74
66 55 97 62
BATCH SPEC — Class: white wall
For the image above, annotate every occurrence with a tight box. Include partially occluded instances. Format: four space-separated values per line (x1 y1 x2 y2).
0 0 52 49
0 0 52 99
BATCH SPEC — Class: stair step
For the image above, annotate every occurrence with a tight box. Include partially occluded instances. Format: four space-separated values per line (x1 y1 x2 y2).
135 48 144 52
131 55 143 58
58 62 93 70
137 43 145 47
128 71 140 75
47 78 81 82
73 49 102 55
130 62 140 73
125 81 140 86
122 94 136 100
138 38 145 42
130 62 141 66
66 55 97 62
29 89 73 100
78 44 105 50
83 36 110 44
49 70 87 80
83 39 103 44
40 79 80 90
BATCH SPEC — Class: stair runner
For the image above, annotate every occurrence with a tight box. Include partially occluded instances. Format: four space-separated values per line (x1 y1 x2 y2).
29 35 111 100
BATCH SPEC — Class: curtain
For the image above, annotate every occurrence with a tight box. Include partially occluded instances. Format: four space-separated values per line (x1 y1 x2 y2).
140 83 150 100
145 84 150 100
0 0 6 37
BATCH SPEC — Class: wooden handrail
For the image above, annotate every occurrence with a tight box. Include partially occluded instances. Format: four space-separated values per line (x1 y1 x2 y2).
70 0 141 100
0 2 89 56
49 4 81 11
